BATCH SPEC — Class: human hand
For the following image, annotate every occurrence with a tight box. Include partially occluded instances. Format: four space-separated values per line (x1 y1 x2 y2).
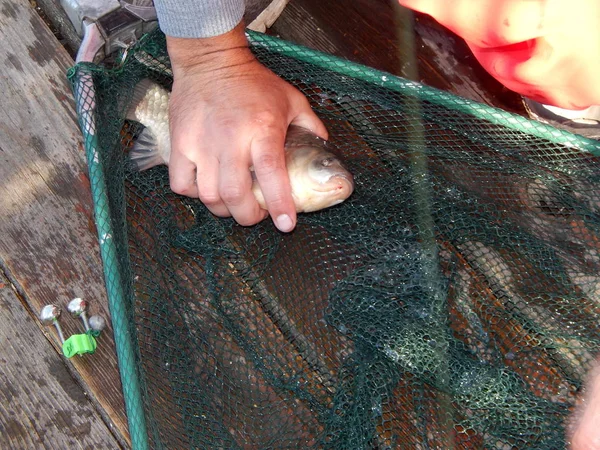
568 361 600 450
397 0 600 109
165 22 327 232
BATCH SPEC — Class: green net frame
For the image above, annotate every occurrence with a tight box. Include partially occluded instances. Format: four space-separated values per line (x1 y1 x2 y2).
68 29 600 449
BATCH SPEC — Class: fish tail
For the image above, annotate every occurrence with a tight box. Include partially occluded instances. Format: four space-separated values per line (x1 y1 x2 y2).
128 128 165 171
126 78 169 171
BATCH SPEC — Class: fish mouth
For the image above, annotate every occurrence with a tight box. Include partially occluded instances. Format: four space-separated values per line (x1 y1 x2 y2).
333 173 355 193
314 173 354 195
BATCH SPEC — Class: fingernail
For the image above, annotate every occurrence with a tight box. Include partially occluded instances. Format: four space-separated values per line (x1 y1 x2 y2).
275 214 294 232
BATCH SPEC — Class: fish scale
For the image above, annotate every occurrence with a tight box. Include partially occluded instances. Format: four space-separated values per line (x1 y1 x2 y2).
128 81 172 167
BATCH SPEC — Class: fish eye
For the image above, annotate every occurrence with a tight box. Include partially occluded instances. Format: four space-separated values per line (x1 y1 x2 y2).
320 157 335 167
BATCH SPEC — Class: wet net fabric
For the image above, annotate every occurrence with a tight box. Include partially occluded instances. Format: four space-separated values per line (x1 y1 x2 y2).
69 30 600 449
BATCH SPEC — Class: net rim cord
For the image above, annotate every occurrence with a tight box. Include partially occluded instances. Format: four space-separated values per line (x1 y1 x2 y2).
246 30 600 157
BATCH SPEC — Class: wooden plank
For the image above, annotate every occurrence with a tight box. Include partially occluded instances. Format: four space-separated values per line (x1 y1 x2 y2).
0 0 129 446
0 273 121 449
31 0 80 57
268 0 525 114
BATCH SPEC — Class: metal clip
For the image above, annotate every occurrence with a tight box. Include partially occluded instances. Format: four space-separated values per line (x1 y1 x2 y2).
39 299 107 358
76 1 158 64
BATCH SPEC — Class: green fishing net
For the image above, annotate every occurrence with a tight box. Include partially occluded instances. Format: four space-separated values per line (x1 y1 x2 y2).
68 29 600 449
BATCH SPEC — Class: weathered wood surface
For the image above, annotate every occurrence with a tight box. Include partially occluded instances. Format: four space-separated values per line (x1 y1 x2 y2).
0 273 121 449
31 0 81 57
268 0 526 115
0 0 129 446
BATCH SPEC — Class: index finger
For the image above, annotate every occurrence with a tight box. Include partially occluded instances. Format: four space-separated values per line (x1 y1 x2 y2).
250 126 297 233
398 0 562 47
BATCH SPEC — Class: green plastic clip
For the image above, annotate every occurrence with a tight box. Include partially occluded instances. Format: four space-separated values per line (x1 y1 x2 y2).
62 333 98 358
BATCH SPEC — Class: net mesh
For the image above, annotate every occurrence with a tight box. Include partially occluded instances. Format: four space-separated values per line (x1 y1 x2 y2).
68 29 600 449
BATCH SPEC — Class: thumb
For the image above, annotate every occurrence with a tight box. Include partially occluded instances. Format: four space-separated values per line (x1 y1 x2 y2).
288 95 329 140
291 109 329 140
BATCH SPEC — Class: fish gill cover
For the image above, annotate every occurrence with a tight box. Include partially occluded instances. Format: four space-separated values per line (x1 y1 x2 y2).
69 29 600 449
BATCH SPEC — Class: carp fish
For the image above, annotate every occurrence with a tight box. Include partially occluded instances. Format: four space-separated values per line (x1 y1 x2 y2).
126 79 354 213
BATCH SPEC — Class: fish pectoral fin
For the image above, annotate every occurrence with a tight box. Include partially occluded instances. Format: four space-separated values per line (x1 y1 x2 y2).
129 128 164 171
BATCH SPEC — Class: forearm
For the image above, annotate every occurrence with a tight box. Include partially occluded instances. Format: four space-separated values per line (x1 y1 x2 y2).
166 21 254 79
153 0 245 38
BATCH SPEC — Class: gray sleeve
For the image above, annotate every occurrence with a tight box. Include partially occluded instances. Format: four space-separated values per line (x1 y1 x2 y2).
153 0 245 38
